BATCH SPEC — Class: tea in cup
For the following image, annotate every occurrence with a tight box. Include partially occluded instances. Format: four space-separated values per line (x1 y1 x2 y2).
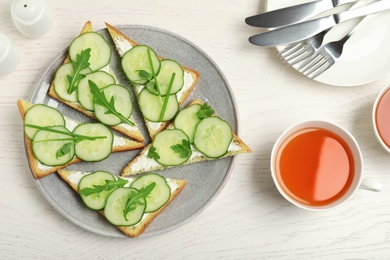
270 120 381 211
373 83 390 153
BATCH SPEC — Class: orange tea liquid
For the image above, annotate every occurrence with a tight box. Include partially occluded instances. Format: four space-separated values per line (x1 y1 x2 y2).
275 128 355 206
376 88 390 148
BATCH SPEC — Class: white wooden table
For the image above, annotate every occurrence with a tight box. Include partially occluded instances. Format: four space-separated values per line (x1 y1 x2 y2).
1 0 390 259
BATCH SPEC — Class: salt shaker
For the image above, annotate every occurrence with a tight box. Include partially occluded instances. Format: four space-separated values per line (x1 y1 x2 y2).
0 33 21 77
11 0 54 38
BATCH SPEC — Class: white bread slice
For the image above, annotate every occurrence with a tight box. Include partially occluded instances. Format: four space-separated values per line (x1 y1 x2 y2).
105 22 200 139
57 169 186 237
17 100 144 179
47 21 145 143
121 99 251 176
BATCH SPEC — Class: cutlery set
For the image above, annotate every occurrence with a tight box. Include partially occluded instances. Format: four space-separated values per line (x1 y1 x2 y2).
246 0 390 78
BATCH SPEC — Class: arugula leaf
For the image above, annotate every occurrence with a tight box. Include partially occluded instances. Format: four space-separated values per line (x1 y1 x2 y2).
67 48 91 94
88 80 135 126
147 146 160 160
171 139 192 158
158 72 176 122
137 70 153 81
123 182 156 220
56 142 73 159
79 178 128 197
196 103 215 120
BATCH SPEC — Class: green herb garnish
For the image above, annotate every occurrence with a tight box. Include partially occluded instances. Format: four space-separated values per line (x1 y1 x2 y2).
67 48 91 94
89 80 135 126
171 139 192 158
56 142 73 159
147 146 160 160
79 178 128 196
196 103 215 120
123 182 156 220
158 72 175 121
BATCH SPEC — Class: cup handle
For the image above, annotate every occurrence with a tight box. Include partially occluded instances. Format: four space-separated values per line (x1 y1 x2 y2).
360 178 382 192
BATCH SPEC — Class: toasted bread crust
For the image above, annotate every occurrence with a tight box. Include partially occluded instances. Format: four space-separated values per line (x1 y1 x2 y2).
17 99 144 179
57 169 187 237
105 22 200 139
121 99 251 176
47 21 145 143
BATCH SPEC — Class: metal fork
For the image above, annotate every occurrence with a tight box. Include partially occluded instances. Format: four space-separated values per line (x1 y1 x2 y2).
298 14 376 79
278 29 328 65
278 0 374 65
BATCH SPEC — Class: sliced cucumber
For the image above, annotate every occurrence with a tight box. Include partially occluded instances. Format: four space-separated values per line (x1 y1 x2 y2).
104 187 146 226
73 123 113 162
78 171 116 210
130 173 171 213
32 126 75 166
121 45 160 84
146 60 184 96
152 129 191 166
173 104 202 143
94 84 133 126
77 71 116 111
53 63 92 102
138 88 179 122
69 32 112 71
193 117 233 158
24 104 65 140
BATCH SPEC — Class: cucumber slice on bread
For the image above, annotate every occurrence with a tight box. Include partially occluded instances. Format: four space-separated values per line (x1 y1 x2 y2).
78 171 116 210
24 104 66 140
32 126 75 166
77 70 116 111
73 123 113 162
121 45 161 85
69 32 112 71
94 84 133 126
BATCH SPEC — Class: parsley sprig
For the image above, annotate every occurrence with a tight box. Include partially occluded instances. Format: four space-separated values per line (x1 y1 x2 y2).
89 80 135 126
171 139 192 158
147 146 160 160
67 48 91 94
196 103 215 120
123 182 156 220
79 178 128 196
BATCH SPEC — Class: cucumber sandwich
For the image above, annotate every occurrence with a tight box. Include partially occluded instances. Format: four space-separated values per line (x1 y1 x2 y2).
57 169 186 237
105 23 200 139
17 100 143 179
48 21 145 143
121 99 251 176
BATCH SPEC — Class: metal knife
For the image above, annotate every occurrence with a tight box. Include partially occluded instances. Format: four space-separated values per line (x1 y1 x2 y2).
249 0 390 47
245 0 358 28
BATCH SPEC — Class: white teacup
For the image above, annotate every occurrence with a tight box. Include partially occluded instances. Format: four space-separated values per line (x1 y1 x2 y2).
0 33 20 77
270 120 381 211
373 83 390 153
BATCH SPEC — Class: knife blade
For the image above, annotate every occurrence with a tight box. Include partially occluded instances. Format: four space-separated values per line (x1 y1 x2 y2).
248 0 390 47
245 0 357 28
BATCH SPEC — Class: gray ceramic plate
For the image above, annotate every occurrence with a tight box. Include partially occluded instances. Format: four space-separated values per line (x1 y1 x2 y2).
28 25 238 238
